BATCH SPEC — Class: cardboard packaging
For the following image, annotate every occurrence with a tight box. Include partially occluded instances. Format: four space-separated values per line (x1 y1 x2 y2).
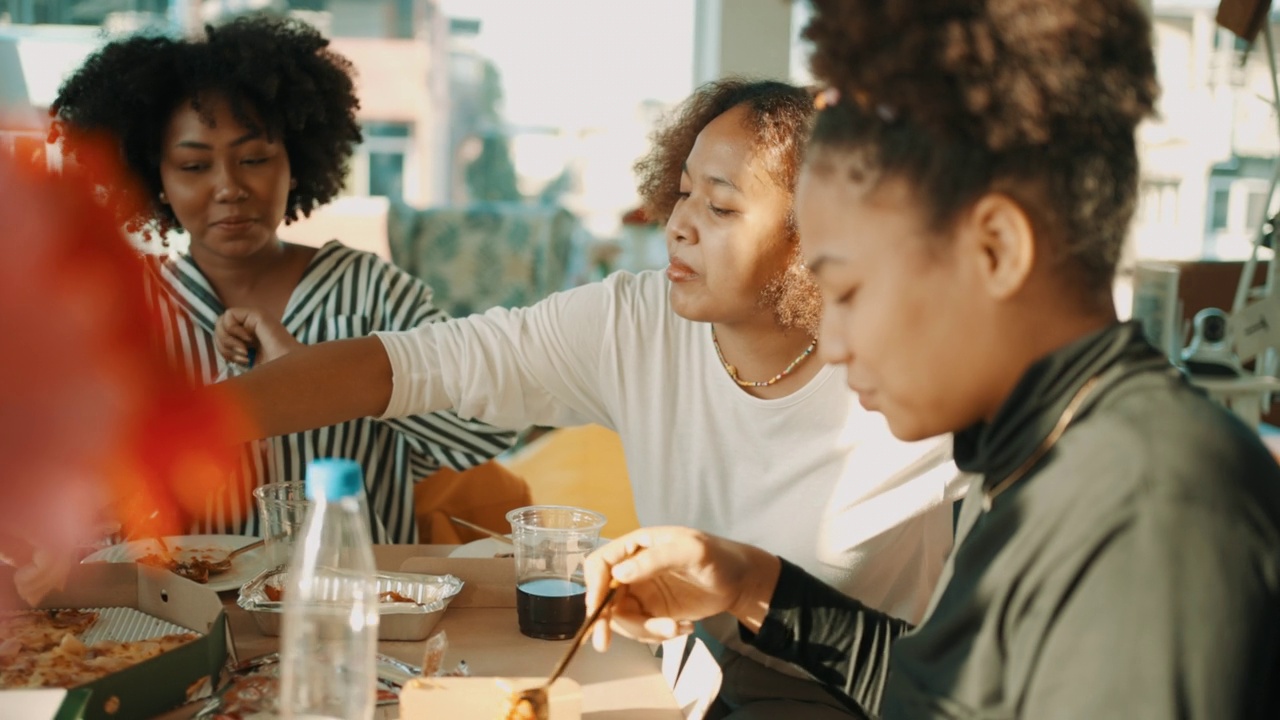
399 676 582 719
0 563 231 720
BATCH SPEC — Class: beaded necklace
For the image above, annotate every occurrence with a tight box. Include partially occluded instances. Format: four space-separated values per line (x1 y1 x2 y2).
711 326 818 388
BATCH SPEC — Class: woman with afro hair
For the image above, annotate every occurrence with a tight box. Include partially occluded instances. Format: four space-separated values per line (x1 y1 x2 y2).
582 1 1280 718
214 75 965 716
49 14 516 545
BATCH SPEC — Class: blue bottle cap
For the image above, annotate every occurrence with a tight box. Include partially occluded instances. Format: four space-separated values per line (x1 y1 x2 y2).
305 459 364 501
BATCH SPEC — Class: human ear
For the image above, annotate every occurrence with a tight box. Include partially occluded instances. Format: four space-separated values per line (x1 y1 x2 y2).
962 193 1035 301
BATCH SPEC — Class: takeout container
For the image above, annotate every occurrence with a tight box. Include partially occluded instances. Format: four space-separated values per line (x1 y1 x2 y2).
237 566 463 641
399 676 582 719
0 563 230 720
192 651 422 717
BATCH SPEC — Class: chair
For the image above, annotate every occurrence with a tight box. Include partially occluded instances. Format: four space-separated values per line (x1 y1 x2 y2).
414 461 534 544
501 424 640 538
386 200 588 319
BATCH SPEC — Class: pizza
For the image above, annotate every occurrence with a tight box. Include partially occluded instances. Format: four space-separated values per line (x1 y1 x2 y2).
0 609 198 688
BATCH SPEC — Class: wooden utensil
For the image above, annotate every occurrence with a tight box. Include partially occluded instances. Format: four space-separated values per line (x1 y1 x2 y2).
447 515 514 545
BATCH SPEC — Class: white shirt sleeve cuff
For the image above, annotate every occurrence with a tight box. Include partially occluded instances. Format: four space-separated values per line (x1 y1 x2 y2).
373 327 437 420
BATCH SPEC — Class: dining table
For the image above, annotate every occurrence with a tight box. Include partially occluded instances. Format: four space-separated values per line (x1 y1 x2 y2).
155 544 685 719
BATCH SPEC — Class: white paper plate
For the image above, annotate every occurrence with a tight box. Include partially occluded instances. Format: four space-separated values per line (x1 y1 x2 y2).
446 537 515 559
81 534 266 593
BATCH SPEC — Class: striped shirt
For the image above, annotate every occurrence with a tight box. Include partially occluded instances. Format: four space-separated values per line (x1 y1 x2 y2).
141 240 518 543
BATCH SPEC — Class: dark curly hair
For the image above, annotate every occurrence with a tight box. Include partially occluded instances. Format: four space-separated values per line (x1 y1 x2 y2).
635 78 815 229
803 0 1159 305
49 13 362 239
634 79 822 333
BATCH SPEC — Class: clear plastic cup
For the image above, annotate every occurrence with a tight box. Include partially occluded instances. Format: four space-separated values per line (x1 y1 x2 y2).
505 505 606 640
253 481 311 570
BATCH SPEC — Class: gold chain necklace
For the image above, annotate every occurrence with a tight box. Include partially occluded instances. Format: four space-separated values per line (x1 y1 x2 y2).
711 326 818 388
981 375 1102 511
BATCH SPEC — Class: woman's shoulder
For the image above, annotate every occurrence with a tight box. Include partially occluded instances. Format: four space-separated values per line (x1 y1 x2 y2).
597 268 669 298
1063 372 1280 524
305 239 380 266
306 240 428 287
550 269 672 318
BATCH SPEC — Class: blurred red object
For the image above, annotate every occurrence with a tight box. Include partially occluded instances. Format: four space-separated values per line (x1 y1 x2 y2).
0 140 252 603
620 206 655 226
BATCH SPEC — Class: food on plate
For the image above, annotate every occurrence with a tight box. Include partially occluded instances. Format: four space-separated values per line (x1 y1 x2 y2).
0 609 196 688
136 545 232 584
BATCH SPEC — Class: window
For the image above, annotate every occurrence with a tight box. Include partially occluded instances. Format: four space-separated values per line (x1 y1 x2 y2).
351 121 412 199
1140 179 1181 226
1246 187 1271 233
1211 185 1232 232
438 0 695 237
1116 7 1280 260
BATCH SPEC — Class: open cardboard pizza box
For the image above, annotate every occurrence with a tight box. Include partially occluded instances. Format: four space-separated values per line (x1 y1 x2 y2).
0 563 231 720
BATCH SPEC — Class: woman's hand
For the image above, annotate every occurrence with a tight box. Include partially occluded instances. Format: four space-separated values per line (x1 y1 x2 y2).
215 308 302 366
3 542 76 607
583 526 781 652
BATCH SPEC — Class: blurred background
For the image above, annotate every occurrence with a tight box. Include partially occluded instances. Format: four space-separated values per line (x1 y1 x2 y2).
2 1 1271 275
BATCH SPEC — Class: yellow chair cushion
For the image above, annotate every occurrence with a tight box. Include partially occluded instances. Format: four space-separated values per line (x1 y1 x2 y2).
501 425 640 537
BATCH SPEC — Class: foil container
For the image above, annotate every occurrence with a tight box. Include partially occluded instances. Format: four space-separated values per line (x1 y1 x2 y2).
237 567 463 641
192 652 420 717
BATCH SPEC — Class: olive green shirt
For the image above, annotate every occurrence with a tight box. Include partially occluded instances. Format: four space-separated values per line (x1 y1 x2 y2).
746 323 1280 718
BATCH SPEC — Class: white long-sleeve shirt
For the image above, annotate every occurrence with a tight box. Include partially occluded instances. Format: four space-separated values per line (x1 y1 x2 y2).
377 270 962 673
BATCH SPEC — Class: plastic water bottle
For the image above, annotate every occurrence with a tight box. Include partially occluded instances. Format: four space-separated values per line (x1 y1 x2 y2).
279 459 379 720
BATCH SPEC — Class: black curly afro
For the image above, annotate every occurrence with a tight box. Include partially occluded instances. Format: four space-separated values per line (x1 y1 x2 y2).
49 13 362 239
803 0 1159 306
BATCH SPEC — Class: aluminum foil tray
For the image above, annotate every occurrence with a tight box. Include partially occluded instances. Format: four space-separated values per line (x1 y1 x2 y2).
237 568 463 641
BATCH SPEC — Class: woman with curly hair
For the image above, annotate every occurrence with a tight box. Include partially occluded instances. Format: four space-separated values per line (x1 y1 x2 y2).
216 78 962 716
583 1 1280 717
49 14 516 544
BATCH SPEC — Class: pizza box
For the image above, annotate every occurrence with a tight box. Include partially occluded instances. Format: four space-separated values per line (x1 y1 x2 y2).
0 563 232 720
399 676 582 719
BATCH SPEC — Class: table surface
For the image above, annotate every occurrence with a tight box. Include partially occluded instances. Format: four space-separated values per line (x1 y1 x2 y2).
157 544 683 719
